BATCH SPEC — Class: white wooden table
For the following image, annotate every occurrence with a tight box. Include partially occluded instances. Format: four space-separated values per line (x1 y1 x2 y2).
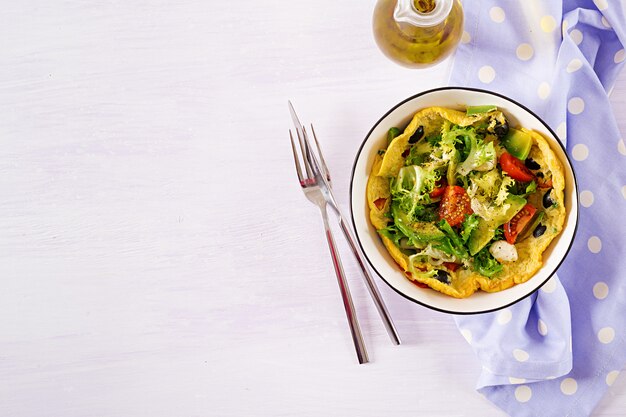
1 1 624 416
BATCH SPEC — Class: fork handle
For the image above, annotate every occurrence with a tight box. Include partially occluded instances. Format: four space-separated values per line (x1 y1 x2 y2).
319 203 369 364
338 216 401 346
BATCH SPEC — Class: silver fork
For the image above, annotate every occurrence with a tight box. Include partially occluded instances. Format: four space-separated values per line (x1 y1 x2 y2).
298 122 401 347
289 129 369 364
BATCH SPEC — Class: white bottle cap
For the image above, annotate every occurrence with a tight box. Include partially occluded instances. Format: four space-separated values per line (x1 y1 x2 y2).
394 0 453 27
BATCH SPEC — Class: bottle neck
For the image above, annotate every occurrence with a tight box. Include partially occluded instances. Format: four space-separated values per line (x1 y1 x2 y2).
394 0 453 27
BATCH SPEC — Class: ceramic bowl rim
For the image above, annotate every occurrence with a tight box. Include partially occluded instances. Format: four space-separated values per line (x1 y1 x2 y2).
349 86 579 315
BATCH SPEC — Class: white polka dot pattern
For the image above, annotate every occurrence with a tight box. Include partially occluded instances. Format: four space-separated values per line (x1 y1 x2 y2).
579 190 594 207
593 0 608 11
593 282 609 299
570 29 583 45
497 309 512 325
598 327 615 344
516 43 534 61
489 7 505 23
568 97 585 115
606 371 619 386
587 236 602 253
561 378 578 395
541 16 557 33
566 59 582 73
571 143 588 160
478 66 496 83
515 385 532 402
537 82 551 99
513 349 529 362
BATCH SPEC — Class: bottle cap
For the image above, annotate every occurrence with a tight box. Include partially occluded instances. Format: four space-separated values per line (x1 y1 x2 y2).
394 0 453 27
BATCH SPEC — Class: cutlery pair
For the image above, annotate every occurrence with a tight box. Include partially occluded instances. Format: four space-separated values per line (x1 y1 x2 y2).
288 101 401 364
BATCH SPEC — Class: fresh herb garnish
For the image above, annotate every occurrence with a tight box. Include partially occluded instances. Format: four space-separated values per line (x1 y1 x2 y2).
473 246 503 277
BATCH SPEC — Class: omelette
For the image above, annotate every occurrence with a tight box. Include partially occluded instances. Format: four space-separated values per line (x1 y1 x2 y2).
367 106 566 298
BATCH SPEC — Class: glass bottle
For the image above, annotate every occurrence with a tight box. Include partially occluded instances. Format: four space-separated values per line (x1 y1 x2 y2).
373 0 464 69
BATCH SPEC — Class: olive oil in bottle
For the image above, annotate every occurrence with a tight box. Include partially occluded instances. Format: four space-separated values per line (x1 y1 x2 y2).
373 0 464 68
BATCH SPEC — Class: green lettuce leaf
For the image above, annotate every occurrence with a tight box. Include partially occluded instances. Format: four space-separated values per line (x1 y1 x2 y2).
436 219 469 260
473 246 503 277
460 214 479 243
377 223 406 247
391 165 440 222
456 136 496 175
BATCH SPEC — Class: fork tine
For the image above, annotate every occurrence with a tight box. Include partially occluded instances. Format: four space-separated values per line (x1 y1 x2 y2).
309 124 331 184
295 127 314 179
289 130 304 184
302 128 324 176
302 126 322 177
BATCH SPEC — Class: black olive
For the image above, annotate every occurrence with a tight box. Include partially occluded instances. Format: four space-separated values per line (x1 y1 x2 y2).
525 158 541 170
543 188 555 209
494 121 509 138
434 270 450 284
536 172 544 178
533 224 547 238
408 125 424 144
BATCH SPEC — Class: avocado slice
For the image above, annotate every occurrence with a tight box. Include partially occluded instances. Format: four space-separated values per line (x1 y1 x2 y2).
468 219 496 256
502 128 533 160
466 105 498 116
411 221 446 243
392 204 445 248
468 195 527 255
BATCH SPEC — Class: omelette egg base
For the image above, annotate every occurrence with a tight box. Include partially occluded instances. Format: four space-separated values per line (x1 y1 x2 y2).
366 107 566 298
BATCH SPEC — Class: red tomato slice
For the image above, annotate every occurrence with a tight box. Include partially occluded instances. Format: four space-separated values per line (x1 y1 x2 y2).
504 204 537 244
429 178 447 199
443 262 460 272
537 177 553 189
438 186 473 227
500 152 535 182
373 197 387 210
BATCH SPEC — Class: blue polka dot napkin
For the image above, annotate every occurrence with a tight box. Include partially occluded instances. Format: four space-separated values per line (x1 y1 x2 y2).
449 1 626 416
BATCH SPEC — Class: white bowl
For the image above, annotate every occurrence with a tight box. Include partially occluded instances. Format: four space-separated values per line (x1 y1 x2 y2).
350 87 579 314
